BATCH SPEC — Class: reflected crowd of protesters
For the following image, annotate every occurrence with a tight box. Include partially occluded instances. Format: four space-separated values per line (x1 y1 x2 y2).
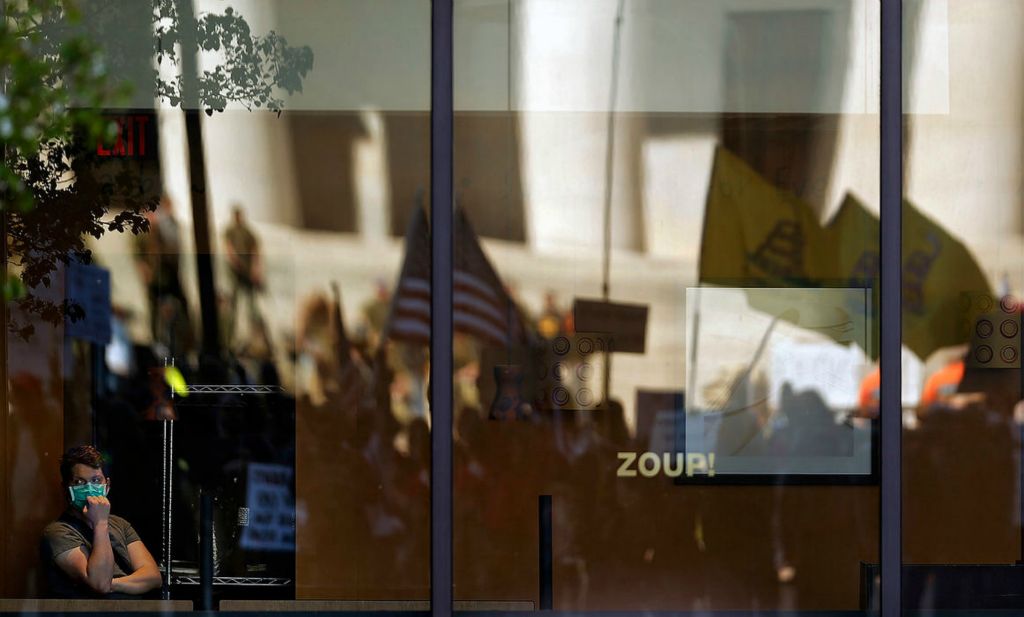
16 266 1023 608
7 194 1024 608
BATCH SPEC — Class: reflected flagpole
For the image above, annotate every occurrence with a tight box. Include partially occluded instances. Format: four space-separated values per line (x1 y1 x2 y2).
601 0 626 300
601 0 626 400
687 287 702 412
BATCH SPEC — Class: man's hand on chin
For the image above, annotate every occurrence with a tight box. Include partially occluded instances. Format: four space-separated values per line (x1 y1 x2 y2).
84 495 111 530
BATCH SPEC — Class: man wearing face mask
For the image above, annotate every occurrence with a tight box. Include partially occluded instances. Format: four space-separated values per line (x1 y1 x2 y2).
41 446 162 598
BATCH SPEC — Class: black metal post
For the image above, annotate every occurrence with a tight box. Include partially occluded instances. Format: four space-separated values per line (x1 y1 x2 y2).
173 0 221 367
880 0 903 615
430 0 454 616
174 3 222 608
199 490 214 611
539 495 553 610
183 110 222 365
161 419 171 599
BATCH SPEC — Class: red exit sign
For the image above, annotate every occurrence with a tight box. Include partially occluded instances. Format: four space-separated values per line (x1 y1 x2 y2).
97 115 151 157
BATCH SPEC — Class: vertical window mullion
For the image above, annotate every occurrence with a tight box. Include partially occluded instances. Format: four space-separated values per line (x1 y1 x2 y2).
880 0 903 616
430 0 455 616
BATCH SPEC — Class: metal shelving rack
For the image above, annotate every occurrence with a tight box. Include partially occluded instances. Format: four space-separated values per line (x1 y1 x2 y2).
159 358 287 599
172 576 292 587
183 384 285 395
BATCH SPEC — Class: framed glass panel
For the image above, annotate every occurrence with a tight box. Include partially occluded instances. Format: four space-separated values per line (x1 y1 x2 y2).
453 0 881 611
1 0 431 609
901 0 1024 612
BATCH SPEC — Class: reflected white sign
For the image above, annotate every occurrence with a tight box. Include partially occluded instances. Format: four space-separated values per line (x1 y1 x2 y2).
684 286 874 478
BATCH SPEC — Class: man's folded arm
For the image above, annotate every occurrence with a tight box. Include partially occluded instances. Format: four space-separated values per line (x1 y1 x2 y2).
54 544 113 595
110 540 162 595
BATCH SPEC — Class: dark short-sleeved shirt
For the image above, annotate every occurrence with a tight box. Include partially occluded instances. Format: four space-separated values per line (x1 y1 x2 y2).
41 510 141 598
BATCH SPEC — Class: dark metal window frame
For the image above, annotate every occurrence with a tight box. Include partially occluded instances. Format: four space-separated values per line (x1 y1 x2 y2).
428 1 902 615
431 1 454 616
879 1 902 616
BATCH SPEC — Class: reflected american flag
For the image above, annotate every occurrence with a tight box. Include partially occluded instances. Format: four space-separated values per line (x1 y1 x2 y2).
386 207 529 348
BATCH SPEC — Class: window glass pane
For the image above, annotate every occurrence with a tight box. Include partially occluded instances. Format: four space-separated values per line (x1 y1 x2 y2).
902 0 1024 612
454 0 880 611
2 0 430 607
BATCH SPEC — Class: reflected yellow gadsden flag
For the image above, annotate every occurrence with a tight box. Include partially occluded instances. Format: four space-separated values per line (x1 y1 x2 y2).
698 147 832 287
826 194 992 360
698 146 992 360
698 147 870 352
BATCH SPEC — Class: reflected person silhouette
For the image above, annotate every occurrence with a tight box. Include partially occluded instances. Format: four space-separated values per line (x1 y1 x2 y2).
223 205 264 348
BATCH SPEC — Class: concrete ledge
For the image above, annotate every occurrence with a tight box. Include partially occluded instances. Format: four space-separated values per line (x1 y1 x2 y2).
0 599 192 612
219 600 535 611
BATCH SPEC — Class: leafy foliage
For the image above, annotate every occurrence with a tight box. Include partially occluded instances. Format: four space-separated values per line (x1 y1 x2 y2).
4 0 313 337
6 135 157 338
3 0 141 337
154 1 313 115
0 0 127 212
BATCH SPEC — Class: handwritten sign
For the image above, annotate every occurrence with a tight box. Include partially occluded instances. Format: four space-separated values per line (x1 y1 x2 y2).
240 463 295 552
770 340 863 410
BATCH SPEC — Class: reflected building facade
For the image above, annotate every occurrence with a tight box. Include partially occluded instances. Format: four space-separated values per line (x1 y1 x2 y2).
3 0 1024 613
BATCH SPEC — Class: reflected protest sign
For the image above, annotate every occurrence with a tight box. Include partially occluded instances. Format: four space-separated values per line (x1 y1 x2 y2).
66 262 111 345
769 340 863 411
635 390 684 454
572 298 648 353
240 463 295 552
683 286 875 482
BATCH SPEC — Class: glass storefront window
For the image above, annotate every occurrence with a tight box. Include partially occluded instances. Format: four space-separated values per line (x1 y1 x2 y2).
6 0 1023 615
2 0 430 608
454 0 880 611
901 0 1024 612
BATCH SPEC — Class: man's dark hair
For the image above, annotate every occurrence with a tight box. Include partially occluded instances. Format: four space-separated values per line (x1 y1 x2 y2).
59 445 105 487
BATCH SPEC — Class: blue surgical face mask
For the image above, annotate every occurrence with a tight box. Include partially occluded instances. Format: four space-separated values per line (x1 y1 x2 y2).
68 483 108 510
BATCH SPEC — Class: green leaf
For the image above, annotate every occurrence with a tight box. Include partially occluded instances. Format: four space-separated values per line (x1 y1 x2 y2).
3 274 27 301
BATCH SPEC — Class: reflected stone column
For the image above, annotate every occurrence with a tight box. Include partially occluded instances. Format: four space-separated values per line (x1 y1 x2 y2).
159 0 303 230
201 112 303 229
905 0 1024 241
516 0 644 254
